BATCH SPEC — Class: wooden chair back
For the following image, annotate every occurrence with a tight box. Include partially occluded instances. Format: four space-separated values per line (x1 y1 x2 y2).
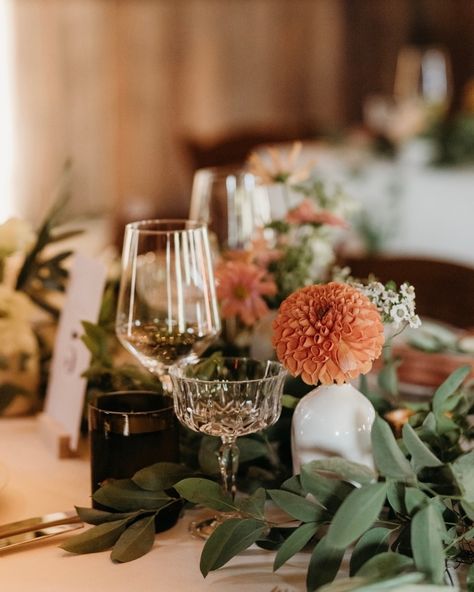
343 256 474 328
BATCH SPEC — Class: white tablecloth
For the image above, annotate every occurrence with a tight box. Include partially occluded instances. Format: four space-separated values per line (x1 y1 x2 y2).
286 142 474 267
0 417 306 592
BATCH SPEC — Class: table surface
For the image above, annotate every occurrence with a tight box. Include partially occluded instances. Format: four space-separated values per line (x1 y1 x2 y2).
0 417 307 592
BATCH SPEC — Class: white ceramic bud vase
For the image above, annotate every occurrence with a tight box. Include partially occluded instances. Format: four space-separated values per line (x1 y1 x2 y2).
291 382 375 474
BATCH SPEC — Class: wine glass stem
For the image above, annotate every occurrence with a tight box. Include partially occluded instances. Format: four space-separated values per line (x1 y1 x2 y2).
218 436 239 502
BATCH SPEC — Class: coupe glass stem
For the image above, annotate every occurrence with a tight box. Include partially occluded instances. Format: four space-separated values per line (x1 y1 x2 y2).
218 436 240 502
159 372 173 394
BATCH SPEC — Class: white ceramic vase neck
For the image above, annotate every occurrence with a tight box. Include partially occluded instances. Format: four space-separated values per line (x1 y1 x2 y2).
291 382 375 474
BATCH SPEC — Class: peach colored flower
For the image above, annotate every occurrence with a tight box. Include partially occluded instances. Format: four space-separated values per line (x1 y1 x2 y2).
286 198 348 228
224 230 282 268
249 230 282 267
216 260 277 326
248 141 315 185
272 282 384 385
224 249 254 264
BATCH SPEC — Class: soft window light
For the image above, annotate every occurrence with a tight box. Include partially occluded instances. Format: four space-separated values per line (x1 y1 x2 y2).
0 0 16 222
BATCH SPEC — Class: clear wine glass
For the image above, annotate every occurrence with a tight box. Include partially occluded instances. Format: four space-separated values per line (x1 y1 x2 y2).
115 220 221 392
189 166 271 250
170 357 287 537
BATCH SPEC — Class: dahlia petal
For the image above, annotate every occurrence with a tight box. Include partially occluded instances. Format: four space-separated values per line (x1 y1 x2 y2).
286 357 298 374
273 282 384 385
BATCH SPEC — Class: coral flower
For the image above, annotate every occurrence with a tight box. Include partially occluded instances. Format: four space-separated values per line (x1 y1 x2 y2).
272 282 384 385
249 230 282 267
216 260 277 326
286 198 348 228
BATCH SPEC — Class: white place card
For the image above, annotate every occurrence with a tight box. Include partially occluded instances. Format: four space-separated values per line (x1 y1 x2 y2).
41 253 107 455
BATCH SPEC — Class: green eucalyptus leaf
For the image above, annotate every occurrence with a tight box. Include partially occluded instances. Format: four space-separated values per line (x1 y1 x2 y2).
462 500 474 521
282 394 300 409
198 437 220 474
199 518 266 577
237 437 268 463
467 563 474 592
268 490 329 523
451 450 474 504
74 506 139 525
255 526 291 551
300 464 354 513
132 463 191 491
299 458 376 486
281 474 304 495
306 534 345 592
435 413 460 437
402 423 443 473
60 518 130 554
174 478 237 512
273 522 318 571
326 482 388 549
411 504 446 584
185 352 224 380
422 412 437 432
386 481 405 515
405 487 429 515
349 527 392 576
378 360 399 398
81 321 109 360
371 416 415 482
92 479 172 512
238 487 266 519
355 551 414 579
463 526 474 540
417 464 460 498
432 365 471 418
111 514 156 563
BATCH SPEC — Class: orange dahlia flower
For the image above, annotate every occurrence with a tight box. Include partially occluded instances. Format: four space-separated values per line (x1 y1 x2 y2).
272 282 384 385
215 260 277 326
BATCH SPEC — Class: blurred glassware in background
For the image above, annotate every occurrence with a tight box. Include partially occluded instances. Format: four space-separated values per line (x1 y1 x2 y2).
394 44 452 118
364 44 452 158
189 166 271 250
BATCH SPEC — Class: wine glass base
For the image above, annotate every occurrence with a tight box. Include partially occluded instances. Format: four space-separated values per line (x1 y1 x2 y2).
189 517 220 540
189 511 240 540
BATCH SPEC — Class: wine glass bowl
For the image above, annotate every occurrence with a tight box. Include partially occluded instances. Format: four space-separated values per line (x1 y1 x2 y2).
115 220 221 388
189 166 271 250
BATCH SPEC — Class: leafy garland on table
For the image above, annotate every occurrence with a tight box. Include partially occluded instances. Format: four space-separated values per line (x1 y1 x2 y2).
64 362 473 591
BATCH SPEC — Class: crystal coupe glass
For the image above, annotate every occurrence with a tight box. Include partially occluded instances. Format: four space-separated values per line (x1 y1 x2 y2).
170 357 286 536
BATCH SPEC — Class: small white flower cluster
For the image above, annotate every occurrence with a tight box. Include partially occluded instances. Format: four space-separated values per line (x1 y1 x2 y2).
355 280 421 329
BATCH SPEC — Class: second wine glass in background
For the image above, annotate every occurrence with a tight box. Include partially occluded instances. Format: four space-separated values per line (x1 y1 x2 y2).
115 219 221 391
189 166 271 250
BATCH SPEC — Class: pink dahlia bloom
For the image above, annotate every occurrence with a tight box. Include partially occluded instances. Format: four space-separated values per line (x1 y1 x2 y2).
215 261 277 326
286 198 348 228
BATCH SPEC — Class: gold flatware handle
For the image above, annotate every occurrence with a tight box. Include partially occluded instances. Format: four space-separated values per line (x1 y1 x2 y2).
0 510 82 539
0 522 83 552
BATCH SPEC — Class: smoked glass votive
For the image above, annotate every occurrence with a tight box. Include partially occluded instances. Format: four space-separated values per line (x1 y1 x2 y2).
89 391 179 497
